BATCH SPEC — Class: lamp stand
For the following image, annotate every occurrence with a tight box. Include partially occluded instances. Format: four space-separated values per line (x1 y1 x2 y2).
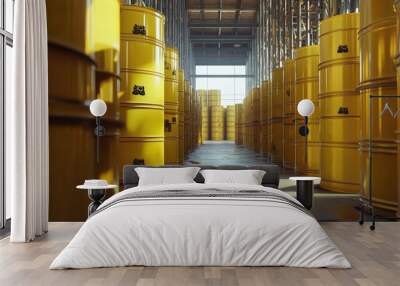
304 116 308 167
94 117 106 163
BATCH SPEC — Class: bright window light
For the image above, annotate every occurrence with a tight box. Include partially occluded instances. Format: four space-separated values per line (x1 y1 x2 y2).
195 65 246 106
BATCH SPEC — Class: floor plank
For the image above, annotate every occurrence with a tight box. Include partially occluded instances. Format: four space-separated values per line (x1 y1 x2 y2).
1 222 399 286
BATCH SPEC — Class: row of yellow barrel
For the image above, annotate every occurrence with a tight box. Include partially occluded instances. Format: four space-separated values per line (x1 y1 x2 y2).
119 4 165 169
198 90 236 141
119 5 200 169
237 1 400 212
199 90 221 141
184 81 201 155
226 105 236 141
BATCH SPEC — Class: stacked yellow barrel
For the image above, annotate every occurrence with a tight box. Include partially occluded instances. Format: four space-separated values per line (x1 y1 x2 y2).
271 68 284 164
283 60 295 170
253 87 261 152
359 0 398 211
260 80 270 156
199 90 209 142
242 96 248 147
245 91 254 149
211 106 224 140
294 46 320 176
164 47 179 164
319 13 360 193
178 70 185 162
207 90 223 141
191 87 200 148
208 90 222 106
119 5 165 167
226 105 236 141
184 80 192 155
235 104 244 145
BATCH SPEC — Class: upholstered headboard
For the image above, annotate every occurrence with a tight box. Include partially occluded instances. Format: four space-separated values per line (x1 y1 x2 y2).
122 164 280 189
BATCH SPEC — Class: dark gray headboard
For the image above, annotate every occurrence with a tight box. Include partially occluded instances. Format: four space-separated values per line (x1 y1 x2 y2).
123 164 280 189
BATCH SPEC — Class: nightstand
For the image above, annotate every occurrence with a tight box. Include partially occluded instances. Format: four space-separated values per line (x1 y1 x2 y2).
289 177 320 210
77 180 117 216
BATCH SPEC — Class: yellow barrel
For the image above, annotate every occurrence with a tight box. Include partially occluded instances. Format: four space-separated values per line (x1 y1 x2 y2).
246 90 254 149
271 67 284 165
283 59 295 170
200 91 209 142
243 95 248 147
191 87 199 148
178 69 185 162
359 0 398 211
197 91 202 145
184 80 192 155
208 90 221 106
119 5 164 166
294 45 320 176
246 93 253 148
235 104 244 145
319 13 360 193
198 89 208 107
253 87 261 152
226 105 236 141
235 105 239 143
47 0 97 221
260 80 269 156
211 106 224 140
95 49 119 113
240 103 245 145
164 47 179 164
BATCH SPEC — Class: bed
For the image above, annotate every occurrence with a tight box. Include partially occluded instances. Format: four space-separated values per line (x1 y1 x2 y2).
50 165 350 269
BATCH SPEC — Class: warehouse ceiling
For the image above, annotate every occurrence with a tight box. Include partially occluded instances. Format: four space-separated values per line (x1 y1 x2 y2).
188 0 258 65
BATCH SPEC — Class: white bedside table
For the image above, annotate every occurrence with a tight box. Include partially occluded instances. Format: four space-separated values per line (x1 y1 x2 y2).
77 180 117 216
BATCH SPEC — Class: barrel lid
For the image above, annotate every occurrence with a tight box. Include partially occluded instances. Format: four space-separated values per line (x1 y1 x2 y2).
272 66 283 72
320 13 359 36
294 45 320 59
283 59 295 65
121 4 165 20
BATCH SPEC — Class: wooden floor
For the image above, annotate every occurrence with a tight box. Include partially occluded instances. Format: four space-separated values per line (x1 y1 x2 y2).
1 222 399 286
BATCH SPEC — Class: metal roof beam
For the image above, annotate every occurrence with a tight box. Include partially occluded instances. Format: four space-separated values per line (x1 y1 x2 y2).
191 35 254 42
189 22 257 28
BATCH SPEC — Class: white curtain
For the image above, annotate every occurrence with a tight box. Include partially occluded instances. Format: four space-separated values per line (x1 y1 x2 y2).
7 0 49 242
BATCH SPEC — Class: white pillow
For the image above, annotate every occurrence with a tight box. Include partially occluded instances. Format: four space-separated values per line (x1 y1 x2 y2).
200 169 266 185
135 167 201 186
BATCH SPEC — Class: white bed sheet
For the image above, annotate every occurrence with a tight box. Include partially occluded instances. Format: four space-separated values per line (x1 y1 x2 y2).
50 183 351 269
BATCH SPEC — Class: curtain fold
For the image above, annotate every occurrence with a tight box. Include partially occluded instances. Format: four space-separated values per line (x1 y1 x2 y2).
8 0 49 242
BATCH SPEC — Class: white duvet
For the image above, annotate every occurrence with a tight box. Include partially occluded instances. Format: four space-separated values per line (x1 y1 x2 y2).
50 183 351 269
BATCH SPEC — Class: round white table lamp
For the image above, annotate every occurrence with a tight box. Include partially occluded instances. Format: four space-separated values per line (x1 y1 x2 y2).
297 99 315 117
297 99 314 137
90 99 107 117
